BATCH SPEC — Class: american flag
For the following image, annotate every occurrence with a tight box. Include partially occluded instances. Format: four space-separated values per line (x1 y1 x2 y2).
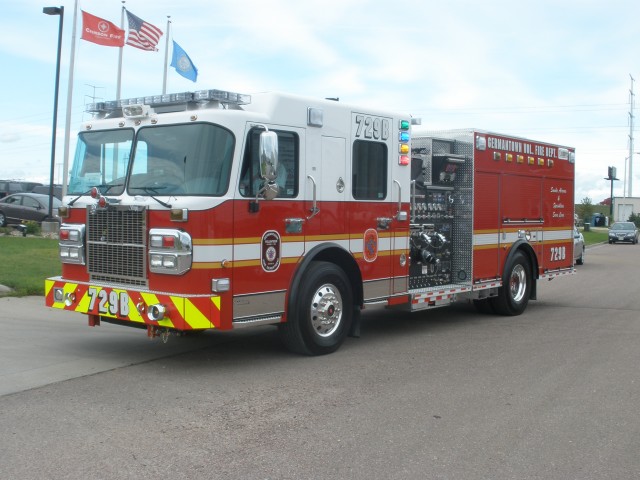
125 10 163 51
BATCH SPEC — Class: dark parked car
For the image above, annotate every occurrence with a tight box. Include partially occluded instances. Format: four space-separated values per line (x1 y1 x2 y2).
0 193 61 226
608 222 639 244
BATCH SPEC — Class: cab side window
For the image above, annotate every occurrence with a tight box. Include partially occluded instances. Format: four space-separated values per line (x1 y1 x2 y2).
352 140 387 200
239 129 299 198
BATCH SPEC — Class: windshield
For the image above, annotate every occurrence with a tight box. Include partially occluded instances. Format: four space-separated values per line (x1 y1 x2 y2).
611 223 635 231
67 124 235 198
128 123 235 196
68 129 134 195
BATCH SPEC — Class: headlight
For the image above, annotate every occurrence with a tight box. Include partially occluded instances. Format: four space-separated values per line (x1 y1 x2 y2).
59 224 86 265
148 228 192 275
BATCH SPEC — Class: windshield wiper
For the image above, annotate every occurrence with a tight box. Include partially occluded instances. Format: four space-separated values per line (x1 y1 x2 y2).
68 184 123 206
130 186 172 209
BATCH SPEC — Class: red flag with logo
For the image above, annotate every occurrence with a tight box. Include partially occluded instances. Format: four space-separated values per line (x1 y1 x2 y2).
81 10 125 47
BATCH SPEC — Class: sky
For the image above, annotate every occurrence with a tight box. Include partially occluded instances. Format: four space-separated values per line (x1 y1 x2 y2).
1 0 639 204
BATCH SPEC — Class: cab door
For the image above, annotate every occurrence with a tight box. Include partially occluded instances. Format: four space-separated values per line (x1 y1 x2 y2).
231 124 306 322
303 130 347 248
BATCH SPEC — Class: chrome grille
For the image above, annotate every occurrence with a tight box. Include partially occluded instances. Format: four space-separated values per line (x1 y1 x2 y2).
86 205 147 287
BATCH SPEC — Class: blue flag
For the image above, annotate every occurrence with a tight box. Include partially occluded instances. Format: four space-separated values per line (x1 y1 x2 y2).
170 41 198 82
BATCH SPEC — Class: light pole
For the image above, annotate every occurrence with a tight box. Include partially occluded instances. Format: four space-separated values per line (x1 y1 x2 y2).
43 6 64 222
605 166 619 219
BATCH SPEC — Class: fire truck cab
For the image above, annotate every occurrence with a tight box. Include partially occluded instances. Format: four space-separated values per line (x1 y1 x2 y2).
45 88 575 355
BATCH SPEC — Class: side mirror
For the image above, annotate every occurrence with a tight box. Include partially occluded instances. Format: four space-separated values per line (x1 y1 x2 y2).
259 131 279 183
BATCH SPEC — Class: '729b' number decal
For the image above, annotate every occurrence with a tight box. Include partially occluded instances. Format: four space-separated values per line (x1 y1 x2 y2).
549 246 566 262
87 287 130 317
354 114 390 141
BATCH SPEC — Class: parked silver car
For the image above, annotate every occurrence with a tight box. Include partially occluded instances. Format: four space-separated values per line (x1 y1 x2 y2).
0 193 61 226
608 222 639 244
573 226 585 265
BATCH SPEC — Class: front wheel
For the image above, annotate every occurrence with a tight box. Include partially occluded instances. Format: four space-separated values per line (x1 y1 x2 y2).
279 261 353 355
0 211 6 227
490 251 532 316
576 248 584 265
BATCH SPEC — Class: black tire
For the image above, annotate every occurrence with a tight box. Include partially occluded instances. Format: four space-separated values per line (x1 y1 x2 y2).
0 211 6 227
490 251 531 316
279 261 353 355
576 248 584 265
473 298 495 314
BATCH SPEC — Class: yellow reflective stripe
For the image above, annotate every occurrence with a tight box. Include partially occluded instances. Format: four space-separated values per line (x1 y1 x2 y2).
184 298 212 329
211 296 221 310
75 288 92 313
45 279 55 297
125 294 145 323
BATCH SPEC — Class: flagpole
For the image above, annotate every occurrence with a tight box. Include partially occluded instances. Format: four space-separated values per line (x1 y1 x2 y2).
116 1 126 100
162 16 171 94
61 0 78 197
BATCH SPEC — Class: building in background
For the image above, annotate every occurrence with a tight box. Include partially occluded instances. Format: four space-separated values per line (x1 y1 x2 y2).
612 197 640 222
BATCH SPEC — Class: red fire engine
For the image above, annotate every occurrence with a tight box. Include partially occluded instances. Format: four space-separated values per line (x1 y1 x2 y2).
45 88 575 354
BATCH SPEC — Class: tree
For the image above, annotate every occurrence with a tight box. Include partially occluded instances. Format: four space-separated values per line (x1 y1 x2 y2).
629 212 640 227
575 197 594 222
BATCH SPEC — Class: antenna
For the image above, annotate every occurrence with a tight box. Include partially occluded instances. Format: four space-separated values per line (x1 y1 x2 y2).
84 84 104 105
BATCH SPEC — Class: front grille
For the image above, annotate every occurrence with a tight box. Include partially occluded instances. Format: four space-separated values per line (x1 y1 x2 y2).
86 205 147 287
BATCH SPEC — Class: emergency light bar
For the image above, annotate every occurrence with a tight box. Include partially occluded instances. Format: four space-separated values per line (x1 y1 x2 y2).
86 88 251 115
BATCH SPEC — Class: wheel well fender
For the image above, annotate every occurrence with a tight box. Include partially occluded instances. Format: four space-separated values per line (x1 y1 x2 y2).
504 240 538 300
286 243 362 317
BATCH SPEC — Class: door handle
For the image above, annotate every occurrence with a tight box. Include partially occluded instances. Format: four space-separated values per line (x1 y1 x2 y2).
285 218 304 234
377 217 392 230
306 175 320 220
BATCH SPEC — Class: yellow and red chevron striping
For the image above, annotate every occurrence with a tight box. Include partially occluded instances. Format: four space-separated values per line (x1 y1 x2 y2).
45 279 221 330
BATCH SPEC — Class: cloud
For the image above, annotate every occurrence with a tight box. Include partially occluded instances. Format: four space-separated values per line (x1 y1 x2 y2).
0 132 20 143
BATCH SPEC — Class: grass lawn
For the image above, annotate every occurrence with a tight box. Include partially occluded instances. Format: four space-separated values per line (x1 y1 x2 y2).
582 228 609 246
0 236 60 296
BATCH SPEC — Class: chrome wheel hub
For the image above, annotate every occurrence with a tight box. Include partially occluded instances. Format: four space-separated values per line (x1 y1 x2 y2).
509 264 527 303
310 283 343 337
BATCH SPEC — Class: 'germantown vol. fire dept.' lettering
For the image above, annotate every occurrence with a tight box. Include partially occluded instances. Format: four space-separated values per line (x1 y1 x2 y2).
487 136 523 153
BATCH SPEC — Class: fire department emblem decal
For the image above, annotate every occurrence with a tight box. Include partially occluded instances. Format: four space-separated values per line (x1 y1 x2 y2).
363 228 378 263
261 230 281 272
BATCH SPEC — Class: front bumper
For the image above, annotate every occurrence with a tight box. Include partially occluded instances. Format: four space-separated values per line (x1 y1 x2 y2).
45 277 221 331
610 234 636 242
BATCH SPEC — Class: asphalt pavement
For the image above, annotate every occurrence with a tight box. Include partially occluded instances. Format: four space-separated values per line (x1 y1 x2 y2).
1 242 639 480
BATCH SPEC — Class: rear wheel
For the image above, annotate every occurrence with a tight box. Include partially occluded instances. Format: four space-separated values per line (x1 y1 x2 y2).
0 211 6 227
490 251 531 316
279 261 353 355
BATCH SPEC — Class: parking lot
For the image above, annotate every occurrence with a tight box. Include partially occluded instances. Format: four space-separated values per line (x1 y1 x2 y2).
1 242 639 479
